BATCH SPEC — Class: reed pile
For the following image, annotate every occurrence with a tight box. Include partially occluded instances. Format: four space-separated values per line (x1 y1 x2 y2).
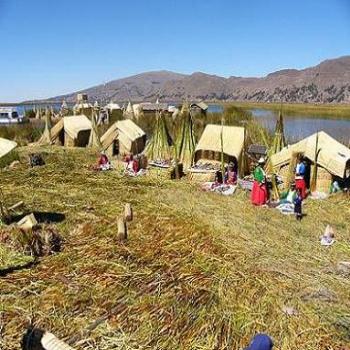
176 103 196 169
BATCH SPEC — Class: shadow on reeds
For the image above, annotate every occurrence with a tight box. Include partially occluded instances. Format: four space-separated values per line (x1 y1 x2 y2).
9 211 66 225
0 259 39 277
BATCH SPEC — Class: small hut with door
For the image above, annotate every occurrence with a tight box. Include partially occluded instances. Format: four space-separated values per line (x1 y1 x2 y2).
190 101 208 117
73 94 93 118
50 115 92 147
101 119 146 157
271 131 350 193
105 102 123 122
189 124 245 181
0 138 17 168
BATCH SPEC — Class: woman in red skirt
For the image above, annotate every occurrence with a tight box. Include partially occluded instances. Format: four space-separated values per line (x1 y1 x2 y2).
251 158 268 206
295 157 307 199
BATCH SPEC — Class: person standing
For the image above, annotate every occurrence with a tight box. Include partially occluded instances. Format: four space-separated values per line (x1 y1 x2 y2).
225 162 237 185
295 156 307 199
251 158 268 206
294 188 303 220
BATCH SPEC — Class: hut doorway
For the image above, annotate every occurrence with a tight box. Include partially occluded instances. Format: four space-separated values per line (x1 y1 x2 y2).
112 139 120 156
76 130 91 147
58 130 64 146
304 159 312 189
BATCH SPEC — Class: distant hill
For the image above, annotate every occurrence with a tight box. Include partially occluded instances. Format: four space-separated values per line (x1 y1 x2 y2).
39 56 350 104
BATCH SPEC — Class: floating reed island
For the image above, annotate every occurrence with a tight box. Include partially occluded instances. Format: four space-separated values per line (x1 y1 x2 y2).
0 95 350 349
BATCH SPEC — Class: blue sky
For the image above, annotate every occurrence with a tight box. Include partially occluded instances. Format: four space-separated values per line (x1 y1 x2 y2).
0 0 349 101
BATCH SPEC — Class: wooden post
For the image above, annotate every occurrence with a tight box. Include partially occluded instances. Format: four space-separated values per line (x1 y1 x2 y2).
117 217 127 241
124 203 133 222
220 116 225 183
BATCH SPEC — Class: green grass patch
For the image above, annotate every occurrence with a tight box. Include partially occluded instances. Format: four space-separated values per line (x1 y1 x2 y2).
228 101 350 119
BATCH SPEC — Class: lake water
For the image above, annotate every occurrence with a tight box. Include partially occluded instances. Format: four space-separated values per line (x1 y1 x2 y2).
250 108 350 144
207 104 350 143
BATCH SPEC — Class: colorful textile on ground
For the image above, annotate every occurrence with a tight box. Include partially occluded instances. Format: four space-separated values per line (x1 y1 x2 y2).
276 202 295 215
201 182 237 196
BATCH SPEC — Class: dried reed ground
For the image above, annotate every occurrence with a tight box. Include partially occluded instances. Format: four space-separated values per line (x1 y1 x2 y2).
0 145 350 350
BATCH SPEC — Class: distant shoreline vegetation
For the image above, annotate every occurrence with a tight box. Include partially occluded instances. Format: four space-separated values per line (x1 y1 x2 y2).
217 101 350 119
1 100 350 119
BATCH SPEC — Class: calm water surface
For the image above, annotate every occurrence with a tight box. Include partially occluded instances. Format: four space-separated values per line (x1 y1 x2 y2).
250 108 350 144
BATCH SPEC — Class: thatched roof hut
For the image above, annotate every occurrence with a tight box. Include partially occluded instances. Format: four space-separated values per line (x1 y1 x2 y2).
194 124 245 165
188 124 245 181
0 138 17 160
190 101 208 111
0 137 17 169
51 115 92 147
73 94 93 117
101 119 146 157
271 131 350 192
190 101 208 116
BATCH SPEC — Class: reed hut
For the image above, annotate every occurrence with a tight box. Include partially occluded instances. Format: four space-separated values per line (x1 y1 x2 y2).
73 94 93 118
0 137 17 167
271 131 350 192
101 119 146 157
190 101 208 117
105 102 123 122
50 115 92 147
189 124 245 181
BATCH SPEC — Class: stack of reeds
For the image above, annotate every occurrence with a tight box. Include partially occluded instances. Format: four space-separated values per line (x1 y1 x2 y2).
60 100 69 117
272 110 286 154
144 110 172 162
35 107 42 120
88 111 102 149
37 108 52 145
266 111 286 198
176 102 196 170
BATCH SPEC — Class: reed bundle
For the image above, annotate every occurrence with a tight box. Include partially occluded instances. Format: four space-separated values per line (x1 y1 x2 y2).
88 111 102 149
176 103 196 170
144 111 172 161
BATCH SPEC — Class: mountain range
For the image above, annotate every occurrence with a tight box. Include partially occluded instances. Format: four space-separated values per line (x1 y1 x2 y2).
43 56 350 104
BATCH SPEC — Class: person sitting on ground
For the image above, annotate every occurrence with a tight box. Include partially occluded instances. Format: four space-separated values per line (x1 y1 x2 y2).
251 158 268 206
225 162 237 185
211 170 223 188
279 183 297 204
125 154 139 174
294 188 303 221
295 156 307 199
244 333 273 350
95 151 111 171
330 179 341 194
